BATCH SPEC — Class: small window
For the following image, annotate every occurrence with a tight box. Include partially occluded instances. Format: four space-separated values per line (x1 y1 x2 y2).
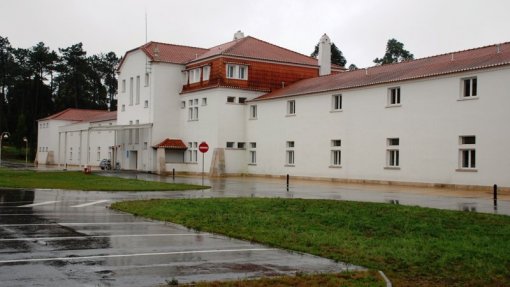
202 98 207 106
287 141 295 148
286 141 295 166
388 87 401 105
227 96 236 103
249 105 257 119
227 65 235 78
462 77 477 98
189 68 201 84
121 104 125 111
250 142 256 149
332 94 342 110
194 99 199 105
330 139 342 167
136 75 140 105
238 66 247 79
459 136 476 169
143 142 148 150
181 101 186 108
122 79 126 93
237 142 246 149
144 100 149 108
331 140 341 147
238 97 246 104
144 73 149 87
386 138 400 168
249 142 257 165
226 142 235 148
287 100 296 115
226 64 248 80
203 66 210 81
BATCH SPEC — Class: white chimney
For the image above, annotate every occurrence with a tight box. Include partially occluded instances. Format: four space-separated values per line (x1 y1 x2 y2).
233 30 245 40
318 33 331 76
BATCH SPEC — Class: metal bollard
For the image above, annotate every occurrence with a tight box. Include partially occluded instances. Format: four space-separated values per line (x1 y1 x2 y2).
286 174 289 191
493 184 498 207
172 168 175 181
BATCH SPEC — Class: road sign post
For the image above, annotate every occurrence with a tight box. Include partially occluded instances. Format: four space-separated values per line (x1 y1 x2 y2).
199 142 209 185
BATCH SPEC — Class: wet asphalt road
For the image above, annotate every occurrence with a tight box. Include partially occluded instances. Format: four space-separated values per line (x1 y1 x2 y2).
0 188 361 287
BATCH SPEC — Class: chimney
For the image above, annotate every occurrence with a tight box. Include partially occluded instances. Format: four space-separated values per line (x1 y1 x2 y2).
233 30 245 40
318 33 331 76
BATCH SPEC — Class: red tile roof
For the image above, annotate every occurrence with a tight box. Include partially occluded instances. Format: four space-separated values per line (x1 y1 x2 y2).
253 42 510 101
88 111 117 123
190 36 324 67
153 138 187 150
39 108 113 122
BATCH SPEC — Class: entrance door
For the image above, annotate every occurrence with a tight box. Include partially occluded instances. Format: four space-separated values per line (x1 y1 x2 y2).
129 150 138 170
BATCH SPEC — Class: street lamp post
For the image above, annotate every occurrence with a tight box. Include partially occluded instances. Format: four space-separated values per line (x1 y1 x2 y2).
23 137 28 168
0 132 11 167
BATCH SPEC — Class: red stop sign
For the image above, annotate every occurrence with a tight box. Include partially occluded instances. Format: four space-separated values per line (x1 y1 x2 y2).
199 142 209 153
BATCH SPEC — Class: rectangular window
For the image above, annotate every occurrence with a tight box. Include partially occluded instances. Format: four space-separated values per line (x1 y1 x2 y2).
144 100 149 108
459 136 476 169
202 98 207 106
386 138 400 167
187 99 199 120
388 87 401 105
135 75 140 105
249 142 257 165
187 142 198 163
226 142 234 148
286 141 295 165
238 97 246 104
237 142 245 149
143 142 148 150
249 105 257 119
135 120 139 144
121 104 125 111
189 68 201 84
202 66 210 81
287 100 296 115
332 94 342 110
227 96 235 103
122 79 126 93
144 73 149 87
129 77 133 105
330 139 342 167
97 147 101 161
226 64 248 80
463 77 477 98
181 101 186 109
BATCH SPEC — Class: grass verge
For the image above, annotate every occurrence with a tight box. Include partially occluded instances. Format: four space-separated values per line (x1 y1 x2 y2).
0 169 207 191
112 198 510 287
184 271 385 287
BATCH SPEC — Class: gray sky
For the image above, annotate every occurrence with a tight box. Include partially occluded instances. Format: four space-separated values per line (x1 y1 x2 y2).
1 0 509 68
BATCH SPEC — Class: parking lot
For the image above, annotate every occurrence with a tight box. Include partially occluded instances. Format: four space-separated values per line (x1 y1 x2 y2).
0 188 360 287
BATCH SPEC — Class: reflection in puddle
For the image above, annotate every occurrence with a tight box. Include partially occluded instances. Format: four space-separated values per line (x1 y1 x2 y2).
459 203 477 212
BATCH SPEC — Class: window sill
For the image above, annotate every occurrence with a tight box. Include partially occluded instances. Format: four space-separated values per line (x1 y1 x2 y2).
284 164 295 167
456 168 478 172
457 96 479 102
187 119 199 122
385 104 402 108
285 114 296 117
384 166 401 170
329 165 342 169
330 109 343 113
248 163 257 166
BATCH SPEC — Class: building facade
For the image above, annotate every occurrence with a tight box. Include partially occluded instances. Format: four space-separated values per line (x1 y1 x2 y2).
39 32 510 189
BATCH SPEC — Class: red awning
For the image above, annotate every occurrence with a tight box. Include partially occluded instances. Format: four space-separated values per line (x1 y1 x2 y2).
153 138 187 150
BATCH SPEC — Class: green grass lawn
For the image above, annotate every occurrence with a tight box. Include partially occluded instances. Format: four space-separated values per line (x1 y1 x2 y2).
0 169 207 191
112 198 510 287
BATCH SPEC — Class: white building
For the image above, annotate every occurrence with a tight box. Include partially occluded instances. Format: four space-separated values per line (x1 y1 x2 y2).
36 109 116 168
39 33 510 189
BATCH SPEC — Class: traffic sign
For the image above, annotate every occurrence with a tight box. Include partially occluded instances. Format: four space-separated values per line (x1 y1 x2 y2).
199 142 209 153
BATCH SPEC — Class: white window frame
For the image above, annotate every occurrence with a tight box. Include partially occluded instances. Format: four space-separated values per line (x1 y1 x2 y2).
330 139 342 167
249 142 257 165
287 100 296 116
462 77 477 98
387 87 401 106
188 99 199 121
144 100 149 108
226 64 248 80
249 105 257 119
386 138 400 168
187 142 198 163
202 66 210 81
97 146 101 161
286 141 295 166
135 75 140 105
122 79 126 93
189 68 201 84
458 136 476 170
202 98 207 106
332 94 342 111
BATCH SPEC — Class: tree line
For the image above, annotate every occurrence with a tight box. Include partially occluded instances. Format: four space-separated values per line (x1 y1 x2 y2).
0 36 119 155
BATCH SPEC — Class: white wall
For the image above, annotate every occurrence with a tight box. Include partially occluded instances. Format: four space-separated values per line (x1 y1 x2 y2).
37 119 77 164
246 67 510 187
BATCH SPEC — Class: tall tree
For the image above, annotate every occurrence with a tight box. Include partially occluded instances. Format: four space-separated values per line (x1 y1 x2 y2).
0 37 15 132
311 42 347 67
373 38 414 65
89 52 119 110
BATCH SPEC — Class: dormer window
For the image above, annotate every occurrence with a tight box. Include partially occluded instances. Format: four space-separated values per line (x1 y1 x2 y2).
203 66 210 81
189 68 201 84
226 64 248 80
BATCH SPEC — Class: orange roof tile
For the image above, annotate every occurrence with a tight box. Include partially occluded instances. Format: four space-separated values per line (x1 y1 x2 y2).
190 36 322 67
88 111 117 123
154 138 187 150
253 42 510 101
39 108 112 122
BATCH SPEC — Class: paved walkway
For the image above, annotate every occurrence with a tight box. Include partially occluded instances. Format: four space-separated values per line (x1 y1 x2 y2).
101 171 509 216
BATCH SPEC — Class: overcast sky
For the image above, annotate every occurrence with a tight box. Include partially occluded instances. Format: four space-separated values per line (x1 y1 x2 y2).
1 0 509 68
